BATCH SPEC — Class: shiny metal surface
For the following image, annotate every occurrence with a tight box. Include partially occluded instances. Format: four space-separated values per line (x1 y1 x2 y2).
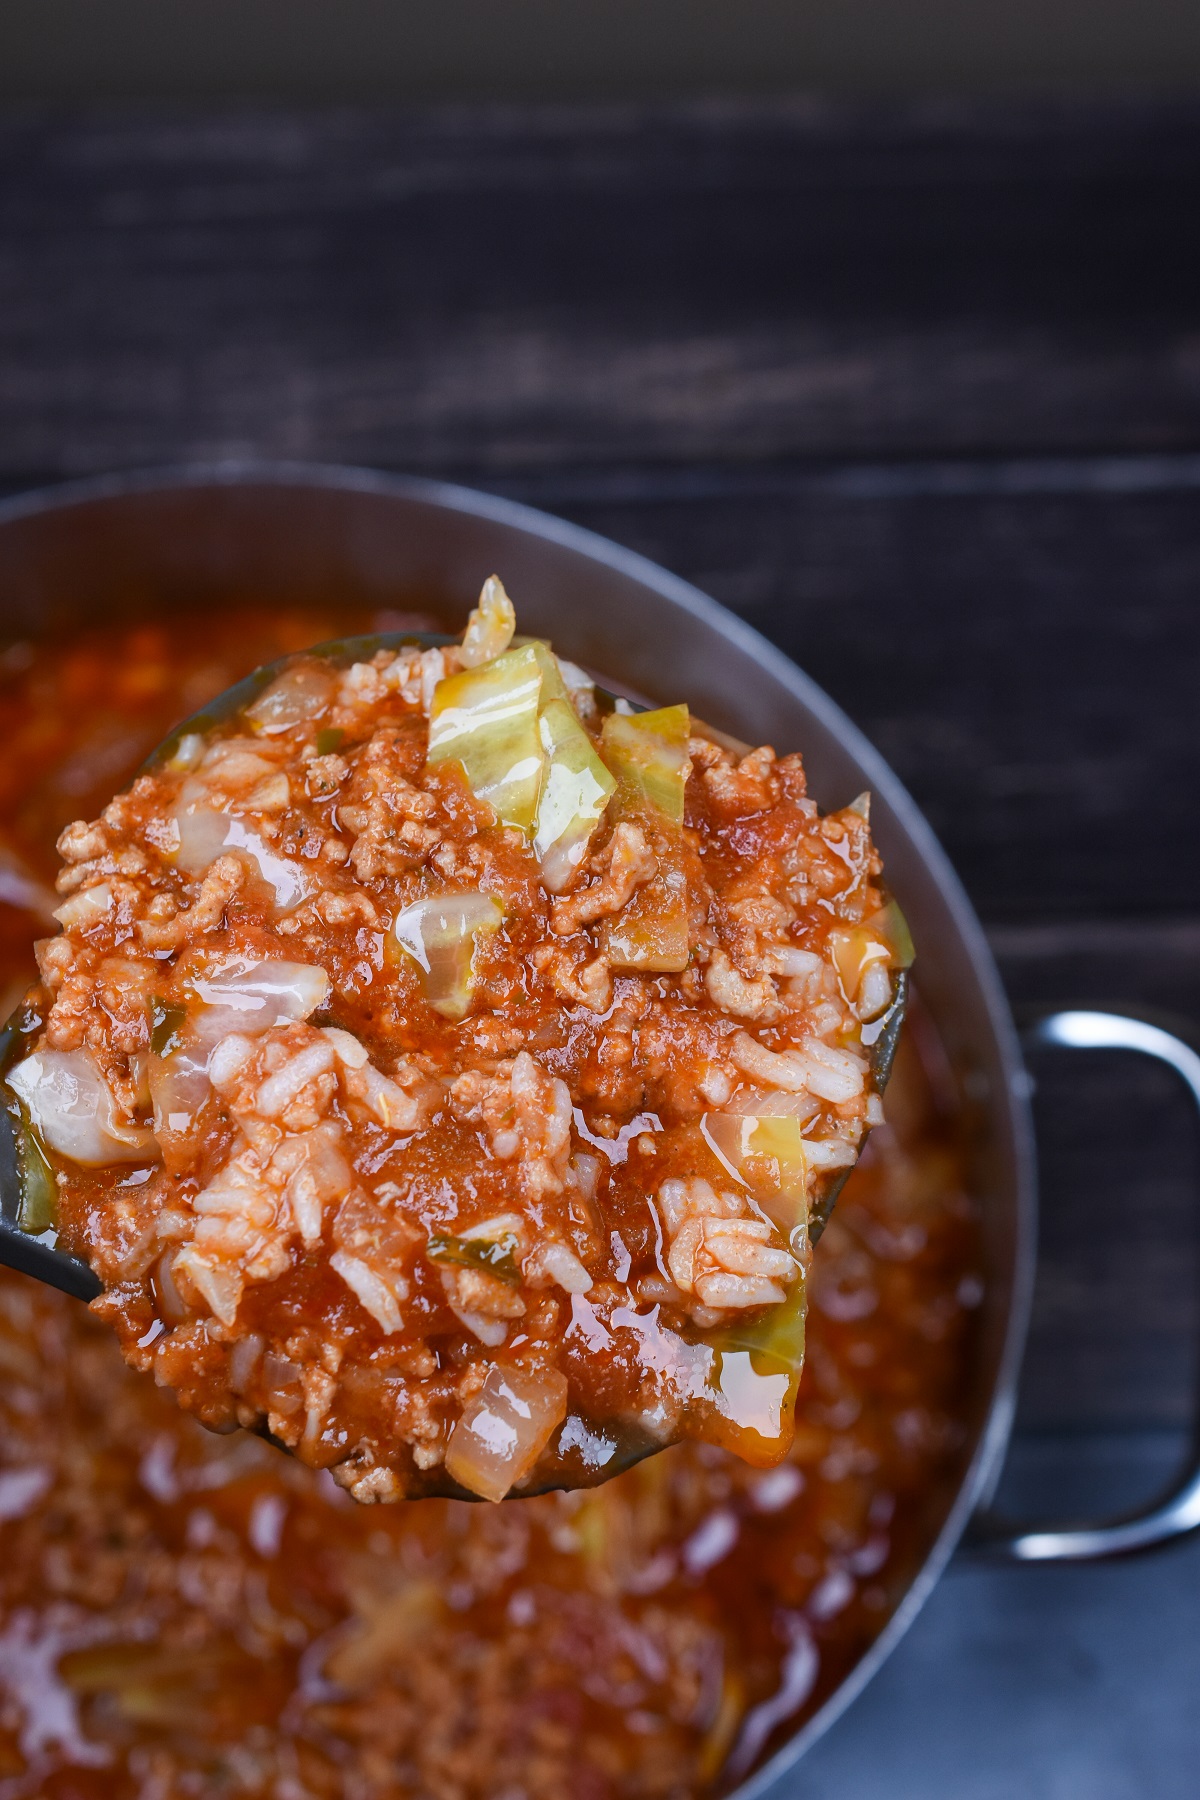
969 1007 1200 1562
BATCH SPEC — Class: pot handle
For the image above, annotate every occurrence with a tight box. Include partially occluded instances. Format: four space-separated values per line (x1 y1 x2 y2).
967 1007 1200 1562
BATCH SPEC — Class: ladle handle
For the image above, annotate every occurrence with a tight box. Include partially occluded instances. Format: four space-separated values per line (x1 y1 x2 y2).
969 1007 1200 1562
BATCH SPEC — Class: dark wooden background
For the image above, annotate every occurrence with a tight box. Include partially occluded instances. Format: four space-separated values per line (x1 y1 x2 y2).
2 98 1198 1794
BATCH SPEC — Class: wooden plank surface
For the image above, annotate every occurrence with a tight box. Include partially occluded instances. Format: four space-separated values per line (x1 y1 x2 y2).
1 101 1198 1790
3 100 1200 478
532 470 1200 921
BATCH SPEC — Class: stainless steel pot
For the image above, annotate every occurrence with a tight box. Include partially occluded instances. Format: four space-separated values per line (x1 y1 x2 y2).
1 464 1197 1793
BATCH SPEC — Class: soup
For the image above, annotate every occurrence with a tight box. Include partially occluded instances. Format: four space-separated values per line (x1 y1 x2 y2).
0 609 981 1797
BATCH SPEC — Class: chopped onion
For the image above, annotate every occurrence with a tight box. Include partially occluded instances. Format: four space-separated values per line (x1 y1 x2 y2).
444 1363 568 1503
185 957 330 1043
391 891 503 1020
459 575 517 668
244 662 335 732
52 883 113 930
171 800 230 875
196 737 276 781
172 801 309 912
7 1049 158 1166
216 815 308 912
148 1050 213 1153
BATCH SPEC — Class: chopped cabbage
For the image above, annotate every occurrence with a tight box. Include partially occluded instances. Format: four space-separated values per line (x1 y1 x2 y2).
596 703 691 972
533 698 615 893
7 1049 157 1167
427 644 545 831
600 703 689 823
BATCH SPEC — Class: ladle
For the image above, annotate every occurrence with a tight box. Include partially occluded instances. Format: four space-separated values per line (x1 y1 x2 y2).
0 631 907 1492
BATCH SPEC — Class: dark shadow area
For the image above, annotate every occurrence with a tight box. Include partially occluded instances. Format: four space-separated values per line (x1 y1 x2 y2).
3 0 1200 104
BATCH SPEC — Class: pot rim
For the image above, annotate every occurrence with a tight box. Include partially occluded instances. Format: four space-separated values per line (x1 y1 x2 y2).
0 459 1038 1788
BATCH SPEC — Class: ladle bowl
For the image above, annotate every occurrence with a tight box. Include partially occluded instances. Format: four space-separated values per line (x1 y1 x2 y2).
0 616 905 1501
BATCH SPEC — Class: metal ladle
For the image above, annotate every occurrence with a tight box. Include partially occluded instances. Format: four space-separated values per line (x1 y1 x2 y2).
0 631 907 1490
